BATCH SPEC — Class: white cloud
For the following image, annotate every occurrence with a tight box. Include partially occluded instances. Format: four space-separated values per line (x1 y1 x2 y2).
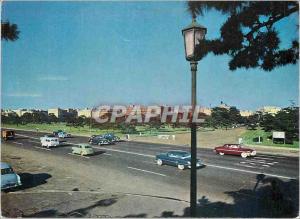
6 93 42 97
38 76 69 81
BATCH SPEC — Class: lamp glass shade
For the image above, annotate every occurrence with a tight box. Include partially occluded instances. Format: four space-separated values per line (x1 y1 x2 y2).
182 20 207 61
195 29 206 46
184 30 194 58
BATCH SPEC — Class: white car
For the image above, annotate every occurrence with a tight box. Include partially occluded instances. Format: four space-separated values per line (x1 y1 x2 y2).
40 136 59 148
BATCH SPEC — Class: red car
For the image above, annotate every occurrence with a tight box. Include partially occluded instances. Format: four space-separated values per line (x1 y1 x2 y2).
214 144 256 158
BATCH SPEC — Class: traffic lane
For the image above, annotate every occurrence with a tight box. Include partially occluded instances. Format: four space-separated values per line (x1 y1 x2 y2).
11 128 299 161
5 139 271 203
12 132 298 178
8 135 264 190
12 136 111 160
95 141 299 178
11 129 299 178
6 137 298 207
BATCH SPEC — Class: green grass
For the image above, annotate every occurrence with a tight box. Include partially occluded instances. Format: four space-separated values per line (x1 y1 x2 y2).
3 123 191 137
241 128 299 148
134 125 190 136
2 123 123 137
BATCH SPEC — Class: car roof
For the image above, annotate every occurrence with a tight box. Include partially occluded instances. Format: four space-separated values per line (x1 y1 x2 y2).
76 144 90 146
168 150 190 154
224 144 241 146
44 136 58 139
1 162 11 169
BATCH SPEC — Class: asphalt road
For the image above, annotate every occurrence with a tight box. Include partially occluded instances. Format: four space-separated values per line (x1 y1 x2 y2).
2 129 299 217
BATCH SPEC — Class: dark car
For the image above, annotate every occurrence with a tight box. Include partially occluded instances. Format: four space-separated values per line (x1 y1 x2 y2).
102 133 120 142
53 130 64 136
89 137 113 146
156 150 204 170
88 135 99 142
214 144 256 158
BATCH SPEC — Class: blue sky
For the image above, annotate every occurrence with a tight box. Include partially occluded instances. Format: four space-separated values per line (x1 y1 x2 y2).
2 1 299 111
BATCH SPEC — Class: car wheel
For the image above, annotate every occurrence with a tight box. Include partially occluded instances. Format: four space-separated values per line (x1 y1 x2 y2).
219 152 225 156
251 151 256 156
157 159 163 166
241 152 248 158
98 142 102 146
177 164 185 170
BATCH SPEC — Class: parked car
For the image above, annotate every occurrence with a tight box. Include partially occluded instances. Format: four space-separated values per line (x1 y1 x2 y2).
88 135 99 142
57 131 71 138
72 144 94 156
53 130 64 136
1 162 22 190
40 136 59 148
1 130 15 141
214 144 256 158
89 136 113 146
156 150 203 170
102 133 120 142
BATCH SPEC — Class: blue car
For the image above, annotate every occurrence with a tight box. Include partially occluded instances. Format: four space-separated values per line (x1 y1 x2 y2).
102 133 120 142
57 131 71 138
1 162 22 190
156 150 204 170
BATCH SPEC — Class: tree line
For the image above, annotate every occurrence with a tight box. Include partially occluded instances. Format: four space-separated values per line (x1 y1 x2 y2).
2 106 298 141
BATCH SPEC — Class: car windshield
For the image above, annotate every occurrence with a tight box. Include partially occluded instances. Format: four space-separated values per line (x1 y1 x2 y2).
84 145 92 148
1 167 14 175
229 145 240 148
170 151 191 158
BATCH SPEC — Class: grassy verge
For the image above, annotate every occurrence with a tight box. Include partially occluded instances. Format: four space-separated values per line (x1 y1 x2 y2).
241 128 299 148
2 123 123 137
2 123 192 137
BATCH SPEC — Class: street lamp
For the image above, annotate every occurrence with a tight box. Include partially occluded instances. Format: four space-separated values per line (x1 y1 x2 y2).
182 18 207 217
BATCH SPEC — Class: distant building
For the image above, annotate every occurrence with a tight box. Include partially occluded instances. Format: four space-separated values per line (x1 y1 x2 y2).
240 110 254 117
66 108 78 117
13 109 37 117
218 101 230 110
1 109 17 116
258 106 281 115
77 108 92 118
199 107 212 116
48 108 67 119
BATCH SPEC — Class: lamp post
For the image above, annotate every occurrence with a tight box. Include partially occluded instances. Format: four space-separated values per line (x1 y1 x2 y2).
182 18 207 217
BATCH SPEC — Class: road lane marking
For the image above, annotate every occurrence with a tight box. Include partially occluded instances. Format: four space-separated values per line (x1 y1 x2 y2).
236 163 263 169
243 160 278 166
205 163 296 180
15 133 39 140
240 162 258 165
34 146 51 151
127 166 166 177
253 156 274 160
258 154 286 159
93 147 155 158
103 153 112 156
67 153 90 159
12 142 23 145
